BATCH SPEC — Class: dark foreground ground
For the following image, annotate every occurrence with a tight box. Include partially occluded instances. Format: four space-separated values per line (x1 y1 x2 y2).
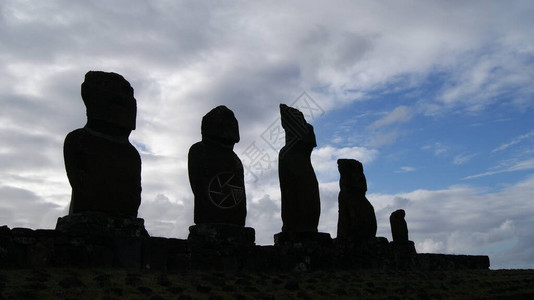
0 268 533 300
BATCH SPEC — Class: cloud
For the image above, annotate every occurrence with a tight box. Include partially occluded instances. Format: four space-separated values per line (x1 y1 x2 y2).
312 145 379 181
453 153 477 165
138 193 192 239
247 194 283 243
0 185 64 229
492 130 534 153
422 142 450 156
369 129 408 148
436 50 534 113
365 106 413 147
369 106 413 129
395 166 416 173
465 158 534 179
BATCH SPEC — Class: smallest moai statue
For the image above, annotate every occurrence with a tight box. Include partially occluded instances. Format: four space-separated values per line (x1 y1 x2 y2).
389 209 416 264
390 209 409 242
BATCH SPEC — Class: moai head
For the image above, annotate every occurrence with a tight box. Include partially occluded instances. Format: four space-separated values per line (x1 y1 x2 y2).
337 159 367 193
280 104 316 146
391 209 406 220
201 105 240 147
81 71 137 131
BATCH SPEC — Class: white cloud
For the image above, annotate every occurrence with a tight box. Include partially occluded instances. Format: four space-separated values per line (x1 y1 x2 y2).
368 129 407 148
492 130 534 153
312 145 379 182
369 106 413 129
422 142 450 156
453 153 477 165
139 193 192 239
364 106 413 147
418 238 445 253
395 166 416 173
465 158 534 179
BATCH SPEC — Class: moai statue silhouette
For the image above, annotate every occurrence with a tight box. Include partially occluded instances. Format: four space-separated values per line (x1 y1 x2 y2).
64 71 141 217
390 209 409 242
188 106 247 226
278 104 320 232
336 159 377 241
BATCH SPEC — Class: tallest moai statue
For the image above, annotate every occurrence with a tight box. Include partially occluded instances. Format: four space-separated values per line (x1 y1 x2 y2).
278 103 321 233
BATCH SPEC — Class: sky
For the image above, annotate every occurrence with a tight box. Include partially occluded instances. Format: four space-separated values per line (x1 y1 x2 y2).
1 1 533 269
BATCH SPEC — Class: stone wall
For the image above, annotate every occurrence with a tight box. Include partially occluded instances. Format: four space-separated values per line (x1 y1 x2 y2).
0 225 489 271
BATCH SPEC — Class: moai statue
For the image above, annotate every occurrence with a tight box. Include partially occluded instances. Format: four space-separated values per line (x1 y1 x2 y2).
63 71 141 217
278 104 320 232
389 209 416 265
188 105 247 226
336 159 377 241
390 209 409 242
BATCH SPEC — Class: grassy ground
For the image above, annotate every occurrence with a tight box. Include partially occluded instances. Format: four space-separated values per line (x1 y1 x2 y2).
0 268 533 300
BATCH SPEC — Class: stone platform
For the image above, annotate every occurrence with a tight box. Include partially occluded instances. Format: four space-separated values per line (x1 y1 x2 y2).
0 224 490 271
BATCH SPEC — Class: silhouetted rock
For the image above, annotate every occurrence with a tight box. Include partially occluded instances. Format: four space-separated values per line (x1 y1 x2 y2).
188 105 247 226
64 71 141 217
390 209 409 242
336 159 377 242
278 104 320 232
